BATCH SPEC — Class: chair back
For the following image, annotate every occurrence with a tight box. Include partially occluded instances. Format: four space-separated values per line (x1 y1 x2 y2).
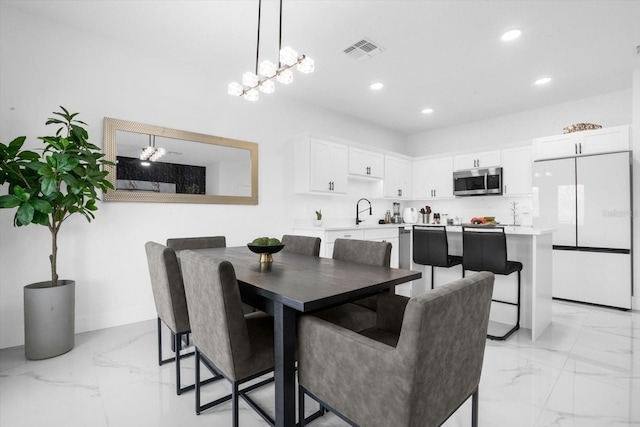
396 272 494 426
179 250 252 381
462 226 508 273
166 236 226 251
332 238 391 267
412 226 450 267
144 242 190 334
281 235 321 256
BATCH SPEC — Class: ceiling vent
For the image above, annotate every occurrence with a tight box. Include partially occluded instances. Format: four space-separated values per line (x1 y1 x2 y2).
343 38 385 62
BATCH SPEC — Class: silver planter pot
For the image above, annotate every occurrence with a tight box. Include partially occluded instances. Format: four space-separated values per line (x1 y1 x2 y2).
24 280 75 360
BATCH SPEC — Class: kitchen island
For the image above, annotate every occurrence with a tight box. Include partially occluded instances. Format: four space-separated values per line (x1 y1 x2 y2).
294 223 554 341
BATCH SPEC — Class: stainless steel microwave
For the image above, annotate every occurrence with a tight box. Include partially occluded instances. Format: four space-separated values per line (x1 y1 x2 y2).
453 167 503 196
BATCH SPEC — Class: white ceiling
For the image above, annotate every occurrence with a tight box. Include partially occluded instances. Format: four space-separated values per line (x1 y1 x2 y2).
6 0 640 135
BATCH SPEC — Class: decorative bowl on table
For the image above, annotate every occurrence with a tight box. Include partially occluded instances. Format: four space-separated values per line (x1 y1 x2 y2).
247 244 285 263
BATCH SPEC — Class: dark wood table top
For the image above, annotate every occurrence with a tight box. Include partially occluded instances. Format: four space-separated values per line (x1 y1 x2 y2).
191 246 422 313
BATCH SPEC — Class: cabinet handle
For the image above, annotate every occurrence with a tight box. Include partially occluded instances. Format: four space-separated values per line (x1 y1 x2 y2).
504 185 507 194
434 189 436 197
366 166 371 175
398 189 402 197
579 143 582 154
344 234 352 238
575 143 578 155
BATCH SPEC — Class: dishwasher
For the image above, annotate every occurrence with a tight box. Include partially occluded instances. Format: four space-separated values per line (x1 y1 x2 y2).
399 226 411 270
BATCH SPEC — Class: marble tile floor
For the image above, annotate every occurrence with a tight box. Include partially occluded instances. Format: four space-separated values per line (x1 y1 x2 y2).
0 300 638 427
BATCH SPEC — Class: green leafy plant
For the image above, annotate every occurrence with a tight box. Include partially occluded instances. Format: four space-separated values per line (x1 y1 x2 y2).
315 209 322 220
0 107 114 287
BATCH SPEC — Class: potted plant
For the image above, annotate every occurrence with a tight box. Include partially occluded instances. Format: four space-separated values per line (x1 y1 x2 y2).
0 107 114 359
315 209 323 226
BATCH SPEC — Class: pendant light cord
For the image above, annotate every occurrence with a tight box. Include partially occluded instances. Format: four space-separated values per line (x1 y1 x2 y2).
278 0 283 68
255 0 262 75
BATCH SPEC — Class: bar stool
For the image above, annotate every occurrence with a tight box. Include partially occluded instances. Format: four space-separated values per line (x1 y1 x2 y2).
413 225 462 289
462 226 522 340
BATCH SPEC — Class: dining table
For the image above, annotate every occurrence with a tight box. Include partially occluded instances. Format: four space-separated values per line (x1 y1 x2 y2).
191 246 422 427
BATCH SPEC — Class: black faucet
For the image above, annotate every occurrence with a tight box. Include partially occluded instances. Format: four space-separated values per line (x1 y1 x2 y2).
356 198 372 226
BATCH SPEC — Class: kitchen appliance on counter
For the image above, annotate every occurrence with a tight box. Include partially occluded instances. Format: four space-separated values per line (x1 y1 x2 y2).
453 167 503 196
392 202 402 223
533 151 632 309
403 207 418 224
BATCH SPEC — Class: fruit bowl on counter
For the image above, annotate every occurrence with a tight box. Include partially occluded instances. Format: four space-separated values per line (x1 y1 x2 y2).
469 216 499 225
247 237 284 263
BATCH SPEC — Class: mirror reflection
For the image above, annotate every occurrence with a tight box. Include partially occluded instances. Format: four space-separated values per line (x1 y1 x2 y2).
103 118 258 204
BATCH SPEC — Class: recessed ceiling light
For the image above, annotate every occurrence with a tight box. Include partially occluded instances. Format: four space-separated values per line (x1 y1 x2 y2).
370 82 384 90
421 108 434 114
501 29 521 41
535 77 551 85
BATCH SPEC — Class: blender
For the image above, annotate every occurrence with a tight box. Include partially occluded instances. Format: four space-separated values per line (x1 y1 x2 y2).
392 202 402 223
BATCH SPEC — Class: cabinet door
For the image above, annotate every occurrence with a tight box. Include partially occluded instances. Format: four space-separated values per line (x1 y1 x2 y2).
349 147 384 178
414 156 453 200
576 152 631 249
384 156 412 198
502 146 532 195
532 158 577 246
453 150 501 170
309 139 348 194
533 134 577 160
581 125 630 155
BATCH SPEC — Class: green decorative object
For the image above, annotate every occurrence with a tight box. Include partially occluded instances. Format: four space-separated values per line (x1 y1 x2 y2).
0 107 114 359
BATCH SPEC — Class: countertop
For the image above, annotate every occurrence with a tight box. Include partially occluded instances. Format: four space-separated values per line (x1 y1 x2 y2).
293 223 555 236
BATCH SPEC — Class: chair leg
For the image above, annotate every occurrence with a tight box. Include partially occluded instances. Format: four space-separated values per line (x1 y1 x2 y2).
157 317 163 366
299 386 306 427
195 350 202 415
232 382 239 427
472 388 479 427
175 332 196 395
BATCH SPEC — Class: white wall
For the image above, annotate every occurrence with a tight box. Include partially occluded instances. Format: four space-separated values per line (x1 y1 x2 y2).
407 89 632 157
0 6 405 349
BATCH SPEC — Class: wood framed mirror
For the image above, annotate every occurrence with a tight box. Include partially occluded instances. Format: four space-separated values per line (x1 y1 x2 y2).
103 118 258 204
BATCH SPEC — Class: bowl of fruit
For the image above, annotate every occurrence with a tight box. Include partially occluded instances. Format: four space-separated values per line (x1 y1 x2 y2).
470 216 498 225
247 237 284 263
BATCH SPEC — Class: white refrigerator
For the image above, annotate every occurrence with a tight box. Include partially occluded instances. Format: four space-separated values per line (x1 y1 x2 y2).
532 151 632 309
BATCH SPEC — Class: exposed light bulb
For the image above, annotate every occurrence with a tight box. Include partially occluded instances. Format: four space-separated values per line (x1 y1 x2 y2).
279 46 299 66
259 79 275 94
259 60 278 78
228 82 244 96
370 82 384 90
421 108 434 114
244 88 259 101
242 72 259 87
277 69 294 85
297 56 314 74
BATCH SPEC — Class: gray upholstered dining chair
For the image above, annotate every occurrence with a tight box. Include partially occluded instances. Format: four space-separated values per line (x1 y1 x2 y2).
180 250 275 427
145 241 205 395
313 238 391 332
167 235 255 315
298 272 495 427
281 234 321 257
166 235 226 251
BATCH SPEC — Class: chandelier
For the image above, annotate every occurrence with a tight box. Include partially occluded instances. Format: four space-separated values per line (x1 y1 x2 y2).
228 0 314 101
140 135 165 162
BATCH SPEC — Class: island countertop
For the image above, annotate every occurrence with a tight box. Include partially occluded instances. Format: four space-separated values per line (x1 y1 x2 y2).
294 223 555 236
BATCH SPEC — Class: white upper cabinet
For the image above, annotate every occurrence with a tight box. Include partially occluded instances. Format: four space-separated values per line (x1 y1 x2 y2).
383 155 412 198
501 146 532 195
533 125 629 160
348 147 384 179
453 150 501 170
413 156 453 200
294 136 348 194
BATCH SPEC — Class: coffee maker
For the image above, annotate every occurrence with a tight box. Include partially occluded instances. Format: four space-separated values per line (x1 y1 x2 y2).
392 202 402 223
